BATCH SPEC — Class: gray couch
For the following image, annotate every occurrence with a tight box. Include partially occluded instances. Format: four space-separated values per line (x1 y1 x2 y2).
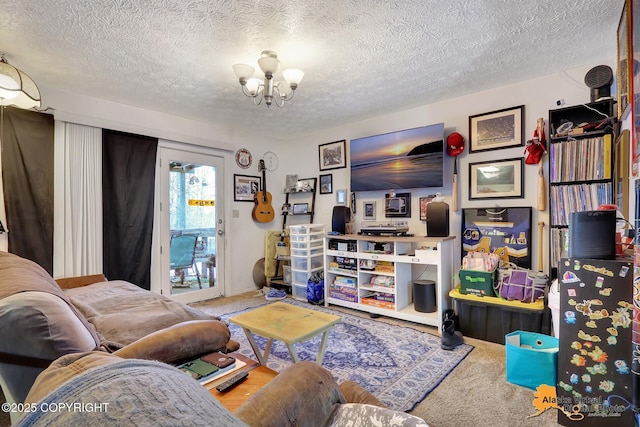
0 251 236 424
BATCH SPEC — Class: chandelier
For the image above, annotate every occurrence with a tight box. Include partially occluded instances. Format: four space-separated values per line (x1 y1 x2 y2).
0 54 41 109
233 50 303 107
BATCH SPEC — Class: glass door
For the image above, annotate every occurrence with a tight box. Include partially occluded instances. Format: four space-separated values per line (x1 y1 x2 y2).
159 148 225 303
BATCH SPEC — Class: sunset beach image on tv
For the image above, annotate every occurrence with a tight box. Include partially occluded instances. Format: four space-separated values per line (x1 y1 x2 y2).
350 123 444 192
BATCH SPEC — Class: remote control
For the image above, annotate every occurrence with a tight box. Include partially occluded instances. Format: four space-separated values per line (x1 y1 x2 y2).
215 371 249 392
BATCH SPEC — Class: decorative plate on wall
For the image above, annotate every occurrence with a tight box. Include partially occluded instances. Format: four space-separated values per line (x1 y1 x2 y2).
262 151 279 171
235 148 252 169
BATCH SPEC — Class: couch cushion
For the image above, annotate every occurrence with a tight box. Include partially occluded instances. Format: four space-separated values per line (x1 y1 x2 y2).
328 403 429 426
18 352 248 427
0 292 99 360
64 280 219 347
0 251 68 301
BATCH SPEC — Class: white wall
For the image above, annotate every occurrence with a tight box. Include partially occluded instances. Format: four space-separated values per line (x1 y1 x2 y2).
2 59 615 296
269 60 616 280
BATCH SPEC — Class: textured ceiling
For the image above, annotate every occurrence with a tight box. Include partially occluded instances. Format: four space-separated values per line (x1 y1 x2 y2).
0 0 624 139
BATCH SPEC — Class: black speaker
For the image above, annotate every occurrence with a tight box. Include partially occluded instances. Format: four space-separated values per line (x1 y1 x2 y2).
426 201 449 237
584 65 613 102
332 206 351 234
569 210 616 259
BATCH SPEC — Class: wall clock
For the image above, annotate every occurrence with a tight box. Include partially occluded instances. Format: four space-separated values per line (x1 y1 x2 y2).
262 151 279 171
235 148 252 169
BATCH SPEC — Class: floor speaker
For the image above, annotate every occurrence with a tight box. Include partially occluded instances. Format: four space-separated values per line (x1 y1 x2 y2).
332 206 351 234
426 202 449 237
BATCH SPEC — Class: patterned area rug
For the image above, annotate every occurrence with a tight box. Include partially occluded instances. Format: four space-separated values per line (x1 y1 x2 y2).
221 299 473 412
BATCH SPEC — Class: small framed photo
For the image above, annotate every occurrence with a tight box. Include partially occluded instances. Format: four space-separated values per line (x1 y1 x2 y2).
296 177 316 192
319 174 333 194
469 158 524 200
469 105 524 153
234 174 261 202
363 201 376 220
319 140 347 171
385 192 411 218
336 189 347 205
419 195 436 221
292 203 309 215
285 174 299 192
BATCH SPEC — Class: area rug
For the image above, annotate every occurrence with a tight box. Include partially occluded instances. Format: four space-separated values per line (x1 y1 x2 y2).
221 299 473 412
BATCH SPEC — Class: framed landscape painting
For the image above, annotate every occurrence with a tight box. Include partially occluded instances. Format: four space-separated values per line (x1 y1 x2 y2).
469 158 523 200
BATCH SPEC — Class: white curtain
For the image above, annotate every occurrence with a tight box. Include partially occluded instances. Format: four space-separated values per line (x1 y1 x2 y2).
54 122 102 277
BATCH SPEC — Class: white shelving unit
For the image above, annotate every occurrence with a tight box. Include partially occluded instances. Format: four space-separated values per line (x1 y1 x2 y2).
324 234 455 332
289 224 325 300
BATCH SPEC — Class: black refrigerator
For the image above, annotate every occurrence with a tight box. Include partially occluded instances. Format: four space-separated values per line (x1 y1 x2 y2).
558 257 635 426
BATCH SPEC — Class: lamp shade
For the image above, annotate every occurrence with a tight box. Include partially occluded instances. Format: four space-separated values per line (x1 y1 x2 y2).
257 51 280 74
282 68 304 85
0 57 41 109
232 64 255 81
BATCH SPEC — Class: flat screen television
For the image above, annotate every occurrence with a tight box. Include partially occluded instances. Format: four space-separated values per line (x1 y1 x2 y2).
350 123 444 192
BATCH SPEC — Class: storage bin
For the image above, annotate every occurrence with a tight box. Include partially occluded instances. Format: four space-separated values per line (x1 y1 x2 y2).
459 269 495 297
291 267 323 286
505 331 558 390
292 284 307 301
290 247 323 257
290 239 323 250
291 254 323 271
450 289 549 344
289 224 325 235
289 233 323 243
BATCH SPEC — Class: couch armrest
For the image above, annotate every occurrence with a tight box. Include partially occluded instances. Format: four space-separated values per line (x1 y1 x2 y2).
234 361 345 427
55 274 107 289
113 320 230 364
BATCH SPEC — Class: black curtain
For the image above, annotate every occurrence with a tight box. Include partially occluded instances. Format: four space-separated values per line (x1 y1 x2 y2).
102 130 157 290
1 107 54 274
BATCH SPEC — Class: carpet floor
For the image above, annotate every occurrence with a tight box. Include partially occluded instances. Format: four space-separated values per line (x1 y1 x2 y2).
193 290 561 426
219 298 473 412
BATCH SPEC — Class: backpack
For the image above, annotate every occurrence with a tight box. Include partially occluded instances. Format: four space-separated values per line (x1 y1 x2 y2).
306 271 324 305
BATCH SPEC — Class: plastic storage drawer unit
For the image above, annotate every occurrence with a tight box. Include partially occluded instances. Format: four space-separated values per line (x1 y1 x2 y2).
449 289 550 344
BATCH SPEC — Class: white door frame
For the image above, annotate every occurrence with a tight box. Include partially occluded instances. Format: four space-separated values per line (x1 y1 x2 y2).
152 142 227 303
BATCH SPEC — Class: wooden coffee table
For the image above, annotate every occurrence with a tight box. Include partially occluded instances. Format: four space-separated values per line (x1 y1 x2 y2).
229 301 341 365
206 353 278 411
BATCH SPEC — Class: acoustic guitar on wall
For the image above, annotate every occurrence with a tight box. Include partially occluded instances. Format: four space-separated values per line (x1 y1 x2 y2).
252 159 275 223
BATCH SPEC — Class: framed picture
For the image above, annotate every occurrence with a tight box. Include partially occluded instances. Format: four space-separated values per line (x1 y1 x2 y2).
292 203 309 215
319 140 347 171
285 174 299 192
363 201 376 220
468 105 524 153
233 174 261 202
385 192 411 218
469 158 523 200
617 0 632 120
336 189 347 205
296 177 316 192
419 195 436 221
319 173 333 194
462 207 532 269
